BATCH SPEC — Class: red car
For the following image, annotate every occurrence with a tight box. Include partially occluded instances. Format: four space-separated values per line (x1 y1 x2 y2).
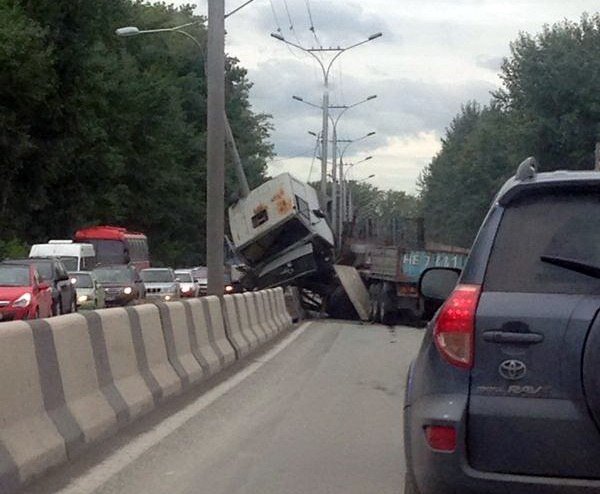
0 263 52 321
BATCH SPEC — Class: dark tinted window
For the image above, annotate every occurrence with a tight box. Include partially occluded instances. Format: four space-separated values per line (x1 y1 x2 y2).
0 265 30 286
141 269 174 282
71 273 93 288
485 191 600 294
93 240 126 265
32 261 53 281
94 267 133 283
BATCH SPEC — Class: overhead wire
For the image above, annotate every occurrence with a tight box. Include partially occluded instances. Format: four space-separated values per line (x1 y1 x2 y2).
268 0 283 34
269 0 303 59
304 0 322 48
282 0 304 46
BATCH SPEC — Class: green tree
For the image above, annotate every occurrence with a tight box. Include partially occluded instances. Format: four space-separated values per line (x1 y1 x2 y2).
419 14 600 248
0 1 272 267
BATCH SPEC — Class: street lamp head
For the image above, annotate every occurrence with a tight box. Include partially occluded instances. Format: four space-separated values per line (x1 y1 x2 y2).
308 131 318 137
115 26 141 37
368 32 383 41
368 174 375 178
367 95 377 101
271 32 285 41
367 132 376 137
292 95 304 102
364 156 373 161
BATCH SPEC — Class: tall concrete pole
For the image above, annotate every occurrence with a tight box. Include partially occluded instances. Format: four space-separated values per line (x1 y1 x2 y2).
206 0 225 296
320 87 329 212
331 124 338 236
224 114 250 198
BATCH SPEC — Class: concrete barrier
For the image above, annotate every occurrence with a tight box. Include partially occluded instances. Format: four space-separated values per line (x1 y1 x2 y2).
268 288 287 331
266 288 285 332
0 322 66 492
0 289 291 492
258 291 279 337
94 308 154 420
276 287 294 329
202 297 236 367
233 293 261 350
47 314 117 445
154 302 205 389
183 298 223 376
243 292 268 343
222 295 252 358
126 305 181 402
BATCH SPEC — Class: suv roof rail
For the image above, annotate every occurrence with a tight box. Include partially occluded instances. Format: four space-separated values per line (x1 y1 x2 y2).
515 156 537 181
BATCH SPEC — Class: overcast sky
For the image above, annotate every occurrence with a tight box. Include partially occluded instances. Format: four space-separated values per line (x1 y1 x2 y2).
174 0 598 193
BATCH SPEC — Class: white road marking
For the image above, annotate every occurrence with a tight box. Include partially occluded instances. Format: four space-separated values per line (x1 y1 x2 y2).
55 322 313 494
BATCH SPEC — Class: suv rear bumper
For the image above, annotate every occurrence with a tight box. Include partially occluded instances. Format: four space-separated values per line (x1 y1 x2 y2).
405 394 600 494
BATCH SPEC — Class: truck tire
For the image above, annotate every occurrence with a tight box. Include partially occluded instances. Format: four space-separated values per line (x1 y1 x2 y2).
378 283 396 326
326 285 358 320
368 283 382 322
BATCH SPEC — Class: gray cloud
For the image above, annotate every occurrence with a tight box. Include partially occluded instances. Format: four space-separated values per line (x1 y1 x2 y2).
248 57 496 158
476 55 505 71
256 0 393 47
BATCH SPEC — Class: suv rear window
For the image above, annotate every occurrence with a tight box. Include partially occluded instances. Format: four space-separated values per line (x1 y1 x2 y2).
485 191 600 294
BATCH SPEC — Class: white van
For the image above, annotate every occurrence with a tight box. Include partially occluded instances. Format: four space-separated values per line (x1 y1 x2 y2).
29 240 96 272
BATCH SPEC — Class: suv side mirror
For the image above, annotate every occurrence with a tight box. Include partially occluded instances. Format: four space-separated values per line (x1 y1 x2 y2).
419 267 461 320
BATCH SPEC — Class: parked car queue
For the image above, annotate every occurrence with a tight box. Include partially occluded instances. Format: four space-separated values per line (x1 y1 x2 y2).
0 257 236 322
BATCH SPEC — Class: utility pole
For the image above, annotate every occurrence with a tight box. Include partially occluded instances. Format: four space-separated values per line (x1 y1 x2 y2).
595 142 600 171
292 95 377 239
271 32 382 215
206 0 225 296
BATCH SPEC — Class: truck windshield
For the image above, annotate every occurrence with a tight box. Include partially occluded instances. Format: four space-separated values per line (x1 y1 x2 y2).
92 240 126 265
57 256 78 271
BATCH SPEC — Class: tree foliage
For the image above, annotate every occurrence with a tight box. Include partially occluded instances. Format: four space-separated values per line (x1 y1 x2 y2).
0 0 272 266
419 14 600 247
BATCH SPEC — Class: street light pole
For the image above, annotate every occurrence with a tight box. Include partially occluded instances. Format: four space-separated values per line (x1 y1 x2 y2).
338 135 375 241
271 32 382 215
206 0 226 296
292 95 377 239
340 154 373 244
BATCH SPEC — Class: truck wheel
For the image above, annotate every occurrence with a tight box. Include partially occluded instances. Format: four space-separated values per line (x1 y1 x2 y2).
368 283 382 322
326 285 358 320
378 286 395 326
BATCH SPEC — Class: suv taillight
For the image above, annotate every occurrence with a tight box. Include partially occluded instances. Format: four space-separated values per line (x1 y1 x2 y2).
433 284 481 369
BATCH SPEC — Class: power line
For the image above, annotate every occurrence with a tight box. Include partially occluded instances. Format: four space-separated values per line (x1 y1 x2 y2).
304 0 321 47
269 0 302 59
268 0 283 33
282 0 304 46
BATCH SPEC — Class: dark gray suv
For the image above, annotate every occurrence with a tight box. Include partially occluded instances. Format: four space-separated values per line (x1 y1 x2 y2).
404 158 600 493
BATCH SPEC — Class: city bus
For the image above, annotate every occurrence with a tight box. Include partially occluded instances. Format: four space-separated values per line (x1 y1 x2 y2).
74 225 150 270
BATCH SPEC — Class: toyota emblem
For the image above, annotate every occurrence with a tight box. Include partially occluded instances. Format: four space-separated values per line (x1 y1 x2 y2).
499 359 527 381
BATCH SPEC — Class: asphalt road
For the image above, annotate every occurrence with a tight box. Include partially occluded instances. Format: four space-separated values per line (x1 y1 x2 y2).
25 320 423 494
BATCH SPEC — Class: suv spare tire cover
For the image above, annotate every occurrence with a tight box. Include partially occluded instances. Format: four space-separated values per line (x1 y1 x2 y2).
582 315 600 430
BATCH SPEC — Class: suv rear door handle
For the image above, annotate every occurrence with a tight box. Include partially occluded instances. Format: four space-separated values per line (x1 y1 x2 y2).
483 331 544 344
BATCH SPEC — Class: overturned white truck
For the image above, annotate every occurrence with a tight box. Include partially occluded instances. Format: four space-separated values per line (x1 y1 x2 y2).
228 173 369 319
